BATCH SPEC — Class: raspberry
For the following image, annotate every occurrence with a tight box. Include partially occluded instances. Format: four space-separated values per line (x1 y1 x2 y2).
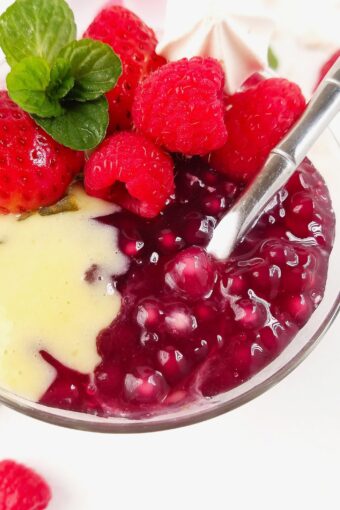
84 6 165 133
132 57 228 155
0 460 51 510
84 132 174 218
241 72 265 89
315 50 340 88
208 78 306 183
0 92 84 214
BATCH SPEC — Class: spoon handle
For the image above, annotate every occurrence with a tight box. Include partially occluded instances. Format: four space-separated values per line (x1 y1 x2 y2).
207 58 340 260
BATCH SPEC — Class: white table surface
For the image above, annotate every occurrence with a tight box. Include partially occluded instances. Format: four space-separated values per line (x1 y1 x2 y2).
0 1 339 509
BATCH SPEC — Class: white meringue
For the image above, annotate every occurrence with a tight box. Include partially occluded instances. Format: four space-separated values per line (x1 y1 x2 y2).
157 0 275 93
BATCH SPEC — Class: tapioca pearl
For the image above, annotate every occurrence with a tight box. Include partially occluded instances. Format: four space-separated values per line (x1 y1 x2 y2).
193 302 218 322
271 308 298 336
249 263 281 300
191 338 210 361
157 347 190 384
281 266 311 294
201 168 219 186
308 220 327 247
157 229 185 254
136 299 163 329
279 293 313 327
124 367 169 403
231 298 267 330
140 331 160 349
199 357 235 397
309 288 325 307
290 192 314 221
164 390 188 405
256 327 278 352
181 211 216 245
95 361 124 396
229 335 253 376
219 312 237 338
263 225 289 241
97 321 138 358
260 240 299 267
220 273 247 297
285 170 306 194
164 246 216 300
202 193 226 215
223 181 239 200
285 194 314 238
295 247 311 267
288 161 317 192
120 237 145 257
164 304 197 337
191 331 224 356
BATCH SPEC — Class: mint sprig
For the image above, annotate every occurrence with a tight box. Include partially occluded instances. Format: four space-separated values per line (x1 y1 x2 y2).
34 96 109 151
7 56 65 117
59 39 122 102
0 0 122 150
268 47 279 71
48 59 75 100
0 0 76 67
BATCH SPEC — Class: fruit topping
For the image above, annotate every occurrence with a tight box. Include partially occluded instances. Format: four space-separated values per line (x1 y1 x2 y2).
208 78 306 183
0 460 51 510
84 131 174 218
132 57 228 155
0 92 83 214
84 5 166 133
0 0 122 150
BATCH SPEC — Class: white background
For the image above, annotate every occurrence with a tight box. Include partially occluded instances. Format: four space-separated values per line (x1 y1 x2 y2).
0 1 339 509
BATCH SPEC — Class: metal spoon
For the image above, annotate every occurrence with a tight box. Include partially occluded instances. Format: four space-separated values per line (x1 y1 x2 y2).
207 57 340 260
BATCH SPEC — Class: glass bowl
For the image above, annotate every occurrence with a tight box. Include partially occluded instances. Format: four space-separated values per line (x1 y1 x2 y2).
0 58 339 433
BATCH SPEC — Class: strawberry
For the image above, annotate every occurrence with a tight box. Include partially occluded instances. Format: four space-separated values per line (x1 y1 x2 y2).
83 5 166 133
0 92 84 214
0 460 51 510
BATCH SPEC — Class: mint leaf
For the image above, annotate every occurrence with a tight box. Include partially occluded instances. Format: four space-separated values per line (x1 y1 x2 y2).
58 39 122 102
34 96 109 150
0 0 76 67
0 1 120 151
268 47 279 70
7 56 64 117
48 58 75 100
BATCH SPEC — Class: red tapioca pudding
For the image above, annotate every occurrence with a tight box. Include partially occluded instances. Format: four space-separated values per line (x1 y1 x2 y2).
40 157 335 416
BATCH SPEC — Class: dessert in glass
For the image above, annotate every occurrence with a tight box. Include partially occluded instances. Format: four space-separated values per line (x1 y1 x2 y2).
0 0 338 432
